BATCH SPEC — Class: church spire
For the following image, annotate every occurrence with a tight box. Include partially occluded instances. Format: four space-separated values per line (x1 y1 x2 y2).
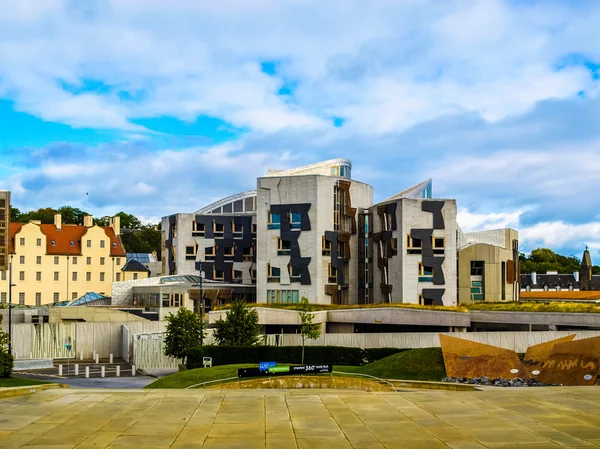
579 247 593 291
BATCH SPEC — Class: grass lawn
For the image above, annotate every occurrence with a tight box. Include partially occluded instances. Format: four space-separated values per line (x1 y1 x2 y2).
0 377 52 388
147 348 447 388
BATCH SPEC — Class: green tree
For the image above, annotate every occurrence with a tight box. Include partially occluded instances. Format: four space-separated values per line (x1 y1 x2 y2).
0 315 13 378
57 206 89 225
213 299 261 346
298 297 321 364
120 225 162 258
530 248 557 264
9 207 22 222
115 211 142 229
164 308 205 362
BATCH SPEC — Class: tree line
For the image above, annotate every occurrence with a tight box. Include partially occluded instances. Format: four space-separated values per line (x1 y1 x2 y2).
519 247 600 275
10 206 161 259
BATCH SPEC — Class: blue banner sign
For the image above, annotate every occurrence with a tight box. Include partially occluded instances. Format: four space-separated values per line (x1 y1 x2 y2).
259 362 277 371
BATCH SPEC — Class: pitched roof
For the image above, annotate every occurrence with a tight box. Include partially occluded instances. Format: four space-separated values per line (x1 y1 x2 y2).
9 222 126 256
121 258 150 272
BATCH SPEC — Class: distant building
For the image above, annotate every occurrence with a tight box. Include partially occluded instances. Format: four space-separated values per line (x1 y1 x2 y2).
0 191 9 272
126 252 161 277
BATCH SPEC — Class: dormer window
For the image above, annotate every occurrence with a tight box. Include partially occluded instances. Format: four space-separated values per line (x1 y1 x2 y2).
51 240 56 246
69 240 75 246
112 242 117 248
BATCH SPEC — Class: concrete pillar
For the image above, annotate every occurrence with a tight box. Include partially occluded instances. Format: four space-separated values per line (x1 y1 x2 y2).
109 354 113 364
132 365 136 377
116 366 120 377
75 364 79 376
95 354 99 364
29 352 33 359
80 351 84 361
101 366 105 378
58 365 62 376
85 366 90 378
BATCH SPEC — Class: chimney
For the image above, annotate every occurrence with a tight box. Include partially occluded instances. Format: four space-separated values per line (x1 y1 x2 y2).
112 215 120 236
83 215 93 228
54 213 62 230
574 272 580 282
531 271 537 285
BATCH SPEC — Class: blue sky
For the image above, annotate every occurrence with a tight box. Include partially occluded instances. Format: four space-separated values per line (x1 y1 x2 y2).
1 0 600 259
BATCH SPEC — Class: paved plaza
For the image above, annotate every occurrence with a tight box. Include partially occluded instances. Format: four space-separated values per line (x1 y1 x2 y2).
0 387 599 448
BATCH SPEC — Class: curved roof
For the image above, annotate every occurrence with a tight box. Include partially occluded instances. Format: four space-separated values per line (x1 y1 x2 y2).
195 190 257 215
264 158 352 178
382 178 433 202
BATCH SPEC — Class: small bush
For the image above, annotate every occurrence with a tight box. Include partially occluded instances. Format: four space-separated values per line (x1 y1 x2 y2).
186 345 404 369
0 352 14 378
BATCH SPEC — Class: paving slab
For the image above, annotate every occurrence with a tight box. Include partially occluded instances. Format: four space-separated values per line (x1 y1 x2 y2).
0 386 599 448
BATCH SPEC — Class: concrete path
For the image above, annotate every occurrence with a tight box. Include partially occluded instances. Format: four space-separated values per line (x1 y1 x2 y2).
0 386 599 448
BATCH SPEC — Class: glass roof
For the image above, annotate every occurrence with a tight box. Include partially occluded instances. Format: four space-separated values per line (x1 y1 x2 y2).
160 275 201 284
69 292 106 306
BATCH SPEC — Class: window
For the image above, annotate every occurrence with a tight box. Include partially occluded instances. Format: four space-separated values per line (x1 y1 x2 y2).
331 166 339 176
19 271 24 281
407 235 422 248
72 292 78 299
87 240 91 248
232 221 243 234
171 294 181 308
86 272 91 282
0 292 6 304
470 261 484 276
20 255 25 264
205 246 215 260
100 257 105 265
36 272 42 281
277 238 291 255
112 242 117 248
418 263 434 282
213 267 224 280
328 264 338 283
72 257 77 265
87 257 92 265
267 212 281 229
19 293 25 305
100 240 105 248
72 272 78 281
19 238 25 246
0 271 5 281
186 246 195 255
192 222 205 236
53 293 59 303
471 280 484 301
36 238 42 247
242 245 254 260
100 272 105 282
267 264 281 282
433 237 445 248
391 238 398 255
36 256 41 265
322 236 332 256
133 273 138 280
69 240 75 247
290 212 302 229
116 273 121 281
224 246 234 256
267 290 300 304
51 240 56 246
35 293 41 306
116 258 121 265
54 256 59 265
213 222 224 236
233 269 243 280
251 223 257 234
54 272 59 281
289 265 302 281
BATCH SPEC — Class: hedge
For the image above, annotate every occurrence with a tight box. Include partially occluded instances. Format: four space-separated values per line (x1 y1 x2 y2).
0 352 13 378
187 345 405 369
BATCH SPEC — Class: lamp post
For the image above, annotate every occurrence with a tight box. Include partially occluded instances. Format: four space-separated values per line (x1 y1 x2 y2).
8 254 15 355
66 256 70 301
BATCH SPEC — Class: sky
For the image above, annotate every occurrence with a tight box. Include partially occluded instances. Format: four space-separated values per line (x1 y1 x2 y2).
1 0 600 259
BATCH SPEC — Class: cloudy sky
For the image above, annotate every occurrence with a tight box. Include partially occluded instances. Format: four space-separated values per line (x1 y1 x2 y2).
1 0 599 259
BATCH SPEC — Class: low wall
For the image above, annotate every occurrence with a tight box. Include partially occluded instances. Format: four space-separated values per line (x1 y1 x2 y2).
279 331 600 353
208 375 394 391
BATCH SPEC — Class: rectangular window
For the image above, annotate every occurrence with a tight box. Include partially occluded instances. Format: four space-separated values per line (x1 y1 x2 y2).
233 269 243 280
242 245 254 260
72 272 77 281
328 264 338 283
0 271 5 281
20 238 25 246
54 272 59 281
213 222 224 235
205 246 215 260
186 246 195 255
100 240 105 248
72 292 77 299
36 238 42 247
252 223 257 234
72 257 77 265
19 271 24 281
116 272 121 281
19 292 25 305
86 272 91 282
290 212 302 229
36 256 42 265
53 293 59 303
213 267 224 280
407 235 422 248
290 265 302 281
19 255 25 264
471 261 485 276
433 237 445 248
267 212 281 229
54 256 59 265
36 272 41 281
100 257 105 265
133 273 138 280
87 240 91 248
224 246 234 256
418 263 434 282
116 258 121 265
192 222 205 236
232 221 243 234
87 257 91 265
100 272 105 282
267 264 281 282
35 293 41 306
322 236 332 256
0 292 6 304
277 238 291 255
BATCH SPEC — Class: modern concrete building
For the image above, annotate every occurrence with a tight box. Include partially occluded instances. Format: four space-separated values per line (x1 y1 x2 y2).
0 213 149 306
0 190 9 272
458 228 520 304
162 159 517 308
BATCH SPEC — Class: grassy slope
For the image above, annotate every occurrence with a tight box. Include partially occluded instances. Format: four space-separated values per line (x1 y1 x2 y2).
0 378 52 388
147 348 447 388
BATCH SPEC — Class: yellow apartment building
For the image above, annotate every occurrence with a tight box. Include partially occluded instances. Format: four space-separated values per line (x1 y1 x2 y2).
0 213 149 306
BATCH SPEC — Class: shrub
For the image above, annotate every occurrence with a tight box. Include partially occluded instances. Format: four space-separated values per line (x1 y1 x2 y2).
0 352 13 378
186 345 404 369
